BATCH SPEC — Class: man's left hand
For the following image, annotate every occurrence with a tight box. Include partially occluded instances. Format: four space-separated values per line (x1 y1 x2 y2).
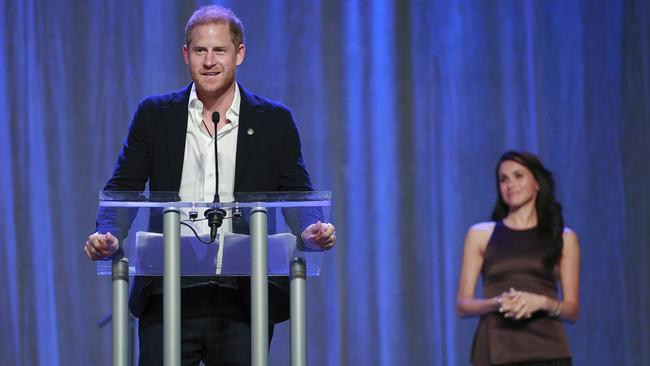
301 221 336 250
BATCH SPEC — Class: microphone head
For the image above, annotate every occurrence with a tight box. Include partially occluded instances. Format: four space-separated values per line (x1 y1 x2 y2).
212 111 220 125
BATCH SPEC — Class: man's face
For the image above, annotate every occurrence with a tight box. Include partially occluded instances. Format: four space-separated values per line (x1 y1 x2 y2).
183 22 245 99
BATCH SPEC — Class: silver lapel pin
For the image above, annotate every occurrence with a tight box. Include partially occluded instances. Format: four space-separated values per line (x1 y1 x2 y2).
247 128 254 136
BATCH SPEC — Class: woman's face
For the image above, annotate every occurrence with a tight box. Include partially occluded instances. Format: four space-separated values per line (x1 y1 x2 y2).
498 160 540 210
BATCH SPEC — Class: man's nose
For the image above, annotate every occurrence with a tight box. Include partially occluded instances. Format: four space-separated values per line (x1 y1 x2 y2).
204 51 217 66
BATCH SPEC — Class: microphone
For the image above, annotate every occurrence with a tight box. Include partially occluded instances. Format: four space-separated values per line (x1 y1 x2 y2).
211 111 221 204
204 111 226 243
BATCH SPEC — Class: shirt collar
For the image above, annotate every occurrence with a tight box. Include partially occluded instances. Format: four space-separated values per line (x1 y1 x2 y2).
226 84 241 126
188 83 241 127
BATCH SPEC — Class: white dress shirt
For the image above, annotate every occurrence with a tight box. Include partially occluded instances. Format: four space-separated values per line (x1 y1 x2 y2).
178 83 240 239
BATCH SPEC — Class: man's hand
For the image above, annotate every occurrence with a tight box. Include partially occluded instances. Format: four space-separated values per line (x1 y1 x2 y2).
84 232 119 260
301 221 336 250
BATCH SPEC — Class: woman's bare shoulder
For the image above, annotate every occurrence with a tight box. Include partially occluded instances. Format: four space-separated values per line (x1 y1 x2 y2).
469 221 496 233
466 221 496 241
464 221 496 252
563 227 579 245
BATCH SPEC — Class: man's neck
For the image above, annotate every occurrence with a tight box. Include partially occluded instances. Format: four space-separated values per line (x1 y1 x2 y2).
197 82 237 115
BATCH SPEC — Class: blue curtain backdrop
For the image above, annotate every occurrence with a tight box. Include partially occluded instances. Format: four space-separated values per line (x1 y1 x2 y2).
1 0 649 365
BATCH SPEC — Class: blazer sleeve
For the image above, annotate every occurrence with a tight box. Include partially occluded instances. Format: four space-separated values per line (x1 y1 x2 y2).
96 99 155 240
276 108 313 192
276 108 324 241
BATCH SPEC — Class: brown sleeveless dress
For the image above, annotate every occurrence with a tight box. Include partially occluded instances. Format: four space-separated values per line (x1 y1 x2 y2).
470 222 571 366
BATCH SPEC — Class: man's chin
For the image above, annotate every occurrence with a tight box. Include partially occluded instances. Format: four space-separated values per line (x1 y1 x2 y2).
194 82 230 97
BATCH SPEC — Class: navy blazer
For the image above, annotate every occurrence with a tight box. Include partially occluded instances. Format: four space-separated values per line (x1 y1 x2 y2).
97 83 315 323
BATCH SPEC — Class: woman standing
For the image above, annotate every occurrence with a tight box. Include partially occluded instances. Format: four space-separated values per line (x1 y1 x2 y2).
457 151 580 366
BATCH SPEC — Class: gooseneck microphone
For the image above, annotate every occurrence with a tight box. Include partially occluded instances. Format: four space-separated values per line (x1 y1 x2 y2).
204 111 226 243
211 111 221 204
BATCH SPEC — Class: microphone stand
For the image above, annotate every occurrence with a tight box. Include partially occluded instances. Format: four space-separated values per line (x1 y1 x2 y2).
204 111 226 243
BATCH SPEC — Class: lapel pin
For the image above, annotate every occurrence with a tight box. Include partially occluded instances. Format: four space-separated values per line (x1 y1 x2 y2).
247 128 254 135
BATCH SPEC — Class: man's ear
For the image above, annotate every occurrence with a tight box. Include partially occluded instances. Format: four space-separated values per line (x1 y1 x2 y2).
183 44 190 65
236 43 246 66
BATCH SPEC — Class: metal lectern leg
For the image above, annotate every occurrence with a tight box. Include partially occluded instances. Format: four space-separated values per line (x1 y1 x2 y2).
290 257 307 366
112 258 129 366
163 207 181 366
250 207 269 366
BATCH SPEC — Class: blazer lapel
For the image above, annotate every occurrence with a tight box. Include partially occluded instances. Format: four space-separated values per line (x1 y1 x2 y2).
234 84 263 191
162 84 191 191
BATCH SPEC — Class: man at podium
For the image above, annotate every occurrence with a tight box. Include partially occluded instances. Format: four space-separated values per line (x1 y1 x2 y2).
83 5 336 365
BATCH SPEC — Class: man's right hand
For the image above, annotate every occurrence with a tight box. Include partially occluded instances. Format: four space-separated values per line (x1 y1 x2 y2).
84 232 119 260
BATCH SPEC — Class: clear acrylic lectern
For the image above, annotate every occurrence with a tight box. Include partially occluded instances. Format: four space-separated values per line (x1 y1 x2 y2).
96 191 331 366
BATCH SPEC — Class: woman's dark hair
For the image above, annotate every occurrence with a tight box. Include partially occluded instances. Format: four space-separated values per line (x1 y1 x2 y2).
491 150 564 268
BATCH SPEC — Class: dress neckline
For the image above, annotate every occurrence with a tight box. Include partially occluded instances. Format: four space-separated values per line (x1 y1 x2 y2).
499 220 537 232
